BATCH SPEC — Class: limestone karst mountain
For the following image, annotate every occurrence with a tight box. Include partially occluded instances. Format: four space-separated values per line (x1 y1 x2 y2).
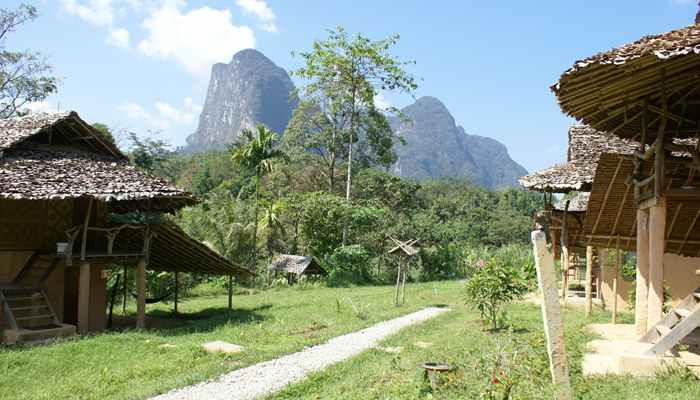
186 49 297 150
390 96 527 189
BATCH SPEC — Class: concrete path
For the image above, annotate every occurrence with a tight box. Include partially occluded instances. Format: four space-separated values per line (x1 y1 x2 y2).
151 307 450 400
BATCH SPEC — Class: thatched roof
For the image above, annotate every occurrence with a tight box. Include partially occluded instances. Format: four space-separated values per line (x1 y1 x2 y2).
267 255 326 276
150 222 252 277
0 111 123 157
584 153 700 256
553 24 700 140
519 126 637 192
0 112 196 212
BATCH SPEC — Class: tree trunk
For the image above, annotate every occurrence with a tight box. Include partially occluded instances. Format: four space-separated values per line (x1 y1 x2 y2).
251 174 260 272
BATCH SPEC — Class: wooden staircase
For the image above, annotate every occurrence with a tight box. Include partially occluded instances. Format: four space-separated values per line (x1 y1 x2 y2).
0 252 75 345
640 287 700 356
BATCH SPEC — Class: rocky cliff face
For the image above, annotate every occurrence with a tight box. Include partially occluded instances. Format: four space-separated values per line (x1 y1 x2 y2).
186 49 296 150
391 97 527 189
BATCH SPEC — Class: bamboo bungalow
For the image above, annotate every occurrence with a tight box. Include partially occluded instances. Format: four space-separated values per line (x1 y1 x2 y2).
551 12 700 373
520 125 638 306
0 111 251 344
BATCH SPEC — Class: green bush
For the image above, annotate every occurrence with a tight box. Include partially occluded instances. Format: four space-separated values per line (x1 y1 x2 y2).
465 257 529 330
327 245 372 286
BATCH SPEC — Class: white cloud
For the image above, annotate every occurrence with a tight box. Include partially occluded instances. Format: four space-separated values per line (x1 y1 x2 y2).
107 27 130 48
118 97 201 130
60 0 131 48
23 100 61 114
374 92 392 110
138 1 255 78
236 0 277 33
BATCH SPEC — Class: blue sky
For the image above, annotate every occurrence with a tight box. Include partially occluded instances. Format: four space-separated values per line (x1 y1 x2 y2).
7 0 700 172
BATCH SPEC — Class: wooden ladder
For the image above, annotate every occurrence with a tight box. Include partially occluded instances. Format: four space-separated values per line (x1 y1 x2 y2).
13 252 59 287
640 288 700 356
0 286 62 331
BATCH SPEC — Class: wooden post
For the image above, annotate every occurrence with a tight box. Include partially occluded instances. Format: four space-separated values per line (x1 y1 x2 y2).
136 258 146 329
595 248 605 302
647 197 666 329
585 246 594 317
561 201 570 305
80 198 93 261
635 208 651 336
531 230 572 400
77 261 91 333
401 262 407 305
612 238 620 324
122 265 128 315
394 259 402 306
227 275 233 310
174 272 179 314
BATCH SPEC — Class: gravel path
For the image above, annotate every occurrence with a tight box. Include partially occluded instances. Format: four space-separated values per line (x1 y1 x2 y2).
151 307 450 400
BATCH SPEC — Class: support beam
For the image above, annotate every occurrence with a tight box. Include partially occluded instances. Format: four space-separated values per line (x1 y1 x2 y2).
227 275 233 310
647 197 667 329
531 230 572 400
561 201 570 305
613 238 620 324
77 261 91 334
136 259 146 329
635 209 651 336
174 272 179 314
585 246 594 317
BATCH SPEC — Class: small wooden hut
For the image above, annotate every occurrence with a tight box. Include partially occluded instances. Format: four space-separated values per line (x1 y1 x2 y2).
267 255 326 282
0 111 251 344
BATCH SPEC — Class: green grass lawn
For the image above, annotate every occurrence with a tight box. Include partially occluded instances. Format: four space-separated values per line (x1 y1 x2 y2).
2 281 699 400
269 300 700 400
0 281 463 400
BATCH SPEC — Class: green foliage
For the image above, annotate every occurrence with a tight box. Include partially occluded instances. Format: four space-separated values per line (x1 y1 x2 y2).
127 131 173 174
328 245 372 286
292 26 417 199
91 122 116 144
0 4 58 118
464 257 529 330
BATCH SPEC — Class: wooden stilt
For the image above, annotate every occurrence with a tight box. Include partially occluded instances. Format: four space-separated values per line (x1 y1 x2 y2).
648 197 666 328
585 246 594 317
77 261 91 333
227 275 233 310
174 272 179 314
531 230 572 400
401 266 407 305
612 238 620 324
635 208 651 336
122 265 127 315
561 202 570 305
394 259 402 306
136 258 146 329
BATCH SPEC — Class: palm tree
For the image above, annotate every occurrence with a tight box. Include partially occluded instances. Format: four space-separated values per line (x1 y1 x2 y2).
259 200 286 263
230 124 285 270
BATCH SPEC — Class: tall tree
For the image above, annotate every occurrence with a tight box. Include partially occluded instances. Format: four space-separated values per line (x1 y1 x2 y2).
230 124 285 270
0 4 57 118
293 26 417 202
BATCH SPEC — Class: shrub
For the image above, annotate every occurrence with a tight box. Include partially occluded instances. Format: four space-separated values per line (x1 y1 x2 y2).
327 245 372 286
465 257 529 330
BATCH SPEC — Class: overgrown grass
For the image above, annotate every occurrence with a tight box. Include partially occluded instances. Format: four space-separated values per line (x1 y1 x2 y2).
3 281 699 399
0 281 463 400
269 303 700 400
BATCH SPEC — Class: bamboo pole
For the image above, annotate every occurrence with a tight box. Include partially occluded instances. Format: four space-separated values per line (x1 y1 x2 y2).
585 246 594 317
531 230 572 400
227 275 233 310
174 272 179 314
136 258 146 329
612 238 620 324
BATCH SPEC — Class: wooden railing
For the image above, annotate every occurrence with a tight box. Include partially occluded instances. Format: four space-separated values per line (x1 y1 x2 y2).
63 224 155 266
